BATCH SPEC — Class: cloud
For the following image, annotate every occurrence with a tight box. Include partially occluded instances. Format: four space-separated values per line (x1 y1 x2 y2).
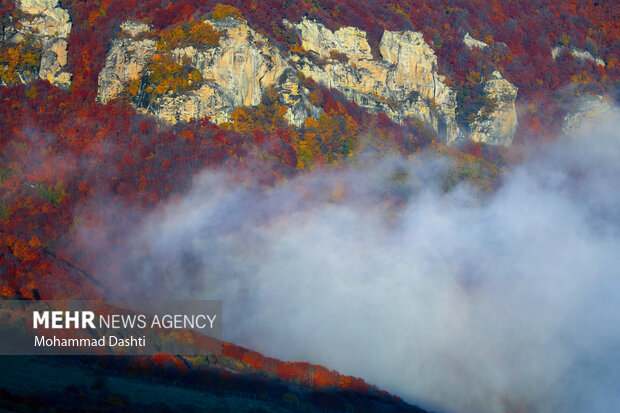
95 108 620 413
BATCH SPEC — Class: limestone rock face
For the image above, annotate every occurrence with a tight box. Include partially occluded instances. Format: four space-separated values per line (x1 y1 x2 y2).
96 16 519 145
469 71 518 146
193 18 290 108
277 68 323 127
9 0 72 86
119 21 151 38
149 83 235 125
380 29 460 140
17 0 59 15
562 95 614 134
463 33 489 49
155 17 321 125
96 21 157 104
294 19 373 62
97 17 321 126
552 45 604 66
97 36 157 104
292 19 461 142
17 0 71 37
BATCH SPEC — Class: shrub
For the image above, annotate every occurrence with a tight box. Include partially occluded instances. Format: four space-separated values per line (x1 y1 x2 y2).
212 4 244 21
156 18 222 52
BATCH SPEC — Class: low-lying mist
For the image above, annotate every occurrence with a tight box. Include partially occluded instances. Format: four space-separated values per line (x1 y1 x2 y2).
87 109 620 413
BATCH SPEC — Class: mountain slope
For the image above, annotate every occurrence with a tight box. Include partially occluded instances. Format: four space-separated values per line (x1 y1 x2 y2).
0 0 618 411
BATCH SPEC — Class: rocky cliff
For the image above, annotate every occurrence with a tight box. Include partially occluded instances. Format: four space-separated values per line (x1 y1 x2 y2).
562 94 614 134
468 71 519 145
290 18 461 142
96 15 519 145
96 22 157 105
5 0 72 87
463 33 489 50
552 45 605 66
97 17 321 126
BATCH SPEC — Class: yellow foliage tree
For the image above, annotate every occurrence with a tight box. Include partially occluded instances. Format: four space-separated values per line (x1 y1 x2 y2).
296 132 322 169
156 18 222 52
131 53 203 105
212 4 244 21
0 36 40 86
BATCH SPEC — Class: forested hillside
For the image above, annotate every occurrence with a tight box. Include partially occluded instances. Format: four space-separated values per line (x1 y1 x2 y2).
0 1 618 411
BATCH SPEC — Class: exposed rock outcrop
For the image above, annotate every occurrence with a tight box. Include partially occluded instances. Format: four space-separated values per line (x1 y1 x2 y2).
96 15 519 145
294 18 373 62
562 95 614 134
469 71 518 146
290 18 462 142
277 68 323 126
381 29 460 140
149 82 235 124
463 33 489 49
7 0 72 86
96 22 157 104
552 45 604 66
98 18 321 126
188 18 289 109
119 21 151 38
